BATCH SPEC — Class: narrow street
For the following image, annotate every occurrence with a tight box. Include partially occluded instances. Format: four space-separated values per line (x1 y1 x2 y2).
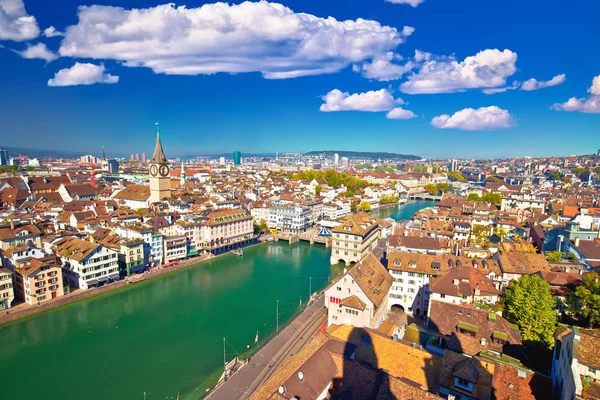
206 295 326 400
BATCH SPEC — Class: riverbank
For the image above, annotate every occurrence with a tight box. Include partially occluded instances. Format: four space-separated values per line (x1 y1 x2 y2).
0 237 272 327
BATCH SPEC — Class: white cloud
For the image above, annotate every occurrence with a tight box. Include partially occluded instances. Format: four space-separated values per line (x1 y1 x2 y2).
431 106 516 131
482 81 520 95
385 0 426 7
355 52 414 81
400 49 518 94
0 0 40 41
552 74 600 114
48 63 119 87
59 2 413 79
521 73 565 91
320 89 399 112
589 75 600 96
43 26 63 37
386 107 417 119
16 42 58 62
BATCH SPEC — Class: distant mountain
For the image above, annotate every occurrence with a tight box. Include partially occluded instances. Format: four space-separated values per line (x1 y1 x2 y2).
0 146 85 160
304 150 421 161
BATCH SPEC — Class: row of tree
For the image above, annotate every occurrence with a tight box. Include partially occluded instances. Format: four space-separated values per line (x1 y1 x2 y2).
467 191 502 205
289 169 370 193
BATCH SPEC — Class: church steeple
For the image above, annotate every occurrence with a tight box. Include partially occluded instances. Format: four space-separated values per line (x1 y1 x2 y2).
102 146 106 160
150 122 168 164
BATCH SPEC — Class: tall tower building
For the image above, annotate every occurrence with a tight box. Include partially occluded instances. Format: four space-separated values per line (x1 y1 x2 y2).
334 153 339 166
142 152 147 163
180 161 185 186
233 151 241 165
149 124 171 203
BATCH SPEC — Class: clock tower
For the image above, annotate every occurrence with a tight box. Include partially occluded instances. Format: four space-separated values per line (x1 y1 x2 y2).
149 124 171 203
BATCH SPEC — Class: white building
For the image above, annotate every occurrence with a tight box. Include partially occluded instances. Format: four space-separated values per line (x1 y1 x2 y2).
268 204 313 234
324 253 392 329
330 211 380 265
55 237 119 290
552 328 600 400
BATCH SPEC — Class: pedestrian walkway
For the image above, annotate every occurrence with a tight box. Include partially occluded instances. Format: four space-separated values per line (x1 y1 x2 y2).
206 295 326 400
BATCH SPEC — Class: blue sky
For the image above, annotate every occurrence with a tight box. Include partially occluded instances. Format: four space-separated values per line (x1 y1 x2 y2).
0 0 599 159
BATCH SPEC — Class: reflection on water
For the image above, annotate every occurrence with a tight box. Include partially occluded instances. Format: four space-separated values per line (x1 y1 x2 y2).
0 241 335 400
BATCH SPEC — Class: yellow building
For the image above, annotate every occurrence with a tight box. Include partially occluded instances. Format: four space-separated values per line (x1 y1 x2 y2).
0 268 14 310
15 256 64 305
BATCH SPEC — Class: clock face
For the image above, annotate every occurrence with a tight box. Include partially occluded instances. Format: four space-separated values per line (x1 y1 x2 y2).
150 165 158 177
159 165 169 177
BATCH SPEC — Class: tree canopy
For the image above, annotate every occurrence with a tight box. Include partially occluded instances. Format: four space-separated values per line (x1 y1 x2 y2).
423 184 437 195
567 272 600 328
467 191 502 205
447 170 467 182
357 201 371 211
289 169 370 192
504 275 556 349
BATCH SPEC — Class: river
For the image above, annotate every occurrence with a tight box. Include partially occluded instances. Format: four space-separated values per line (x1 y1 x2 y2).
370 199 436 220
0 201 433 400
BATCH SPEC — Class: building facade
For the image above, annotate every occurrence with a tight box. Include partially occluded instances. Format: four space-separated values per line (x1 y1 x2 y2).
268 205 312 233
0 268 14 309
14 256 64 305
330 212 380 265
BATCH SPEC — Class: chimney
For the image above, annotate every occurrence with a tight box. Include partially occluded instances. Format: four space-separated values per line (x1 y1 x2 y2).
9 219 14 230
453 279 459 286
575 237 580 247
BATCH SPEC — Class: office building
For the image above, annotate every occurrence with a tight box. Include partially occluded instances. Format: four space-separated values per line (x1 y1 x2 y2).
334 153 339 166
0 149 9 166
141 152 146 163
107 159 120 174
219 156 225 165
233 151 241 165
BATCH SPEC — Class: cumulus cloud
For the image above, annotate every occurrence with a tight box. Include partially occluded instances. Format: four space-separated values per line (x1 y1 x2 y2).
354 52 414 81
48 62 119 87
552 74 600 114
386 107 417 119
59 2 413 79
521 73 565 91
482 81 520 95
385 0 426 7
400 49 517 94
431 106 516 131
43 26 63 37
0 0 40 41
16 42 58 62
320 89 399 112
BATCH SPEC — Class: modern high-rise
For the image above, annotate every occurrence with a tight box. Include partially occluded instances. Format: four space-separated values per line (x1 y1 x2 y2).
334 153 339 166
135 153 140 161
149 128 171 203
219 156 225 165
233 151 241 165
107 159 120 174
142 152 146 163
0 149 9 166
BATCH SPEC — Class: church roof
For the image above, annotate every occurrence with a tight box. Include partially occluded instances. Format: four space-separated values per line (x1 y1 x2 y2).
150 132 168 164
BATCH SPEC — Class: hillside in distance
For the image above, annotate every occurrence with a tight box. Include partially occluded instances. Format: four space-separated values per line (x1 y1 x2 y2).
304 150 421 161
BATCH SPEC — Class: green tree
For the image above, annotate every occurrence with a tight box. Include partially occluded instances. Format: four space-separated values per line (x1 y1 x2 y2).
567 273 600 328
504 275 556 349
357 201 371 211
467 193 481 201
380 194 399 204
436 183 450 193
447 170 467 182
545 251 564 262
351 200 359 213
423 184 437 195
253 220 268 234
384 166 395 173
315 184 322 196
481 191 502 205
548 171 561 181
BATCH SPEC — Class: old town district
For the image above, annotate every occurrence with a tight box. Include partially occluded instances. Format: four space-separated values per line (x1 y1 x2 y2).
1 137 600 400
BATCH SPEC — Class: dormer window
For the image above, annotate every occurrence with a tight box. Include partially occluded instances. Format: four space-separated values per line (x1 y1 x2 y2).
431 262 440 271
409 262 417 268
344 226 351 231
394 260 401 267
492 331 507 345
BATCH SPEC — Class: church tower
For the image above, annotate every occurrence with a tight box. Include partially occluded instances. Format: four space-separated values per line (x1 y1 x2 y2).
149 123 171 203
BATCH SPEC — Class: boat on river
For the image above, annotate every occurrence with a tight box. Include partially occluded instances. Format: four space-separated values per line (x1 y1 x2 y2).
231 249 243 256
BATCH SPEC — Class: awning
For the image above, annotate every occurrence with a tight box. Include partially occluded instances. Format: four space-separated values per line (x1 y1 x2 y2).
492 331 508 341
457 322 479 334
97 276 109 282
318 227 331 236
187 250 199 256
86 279 99 286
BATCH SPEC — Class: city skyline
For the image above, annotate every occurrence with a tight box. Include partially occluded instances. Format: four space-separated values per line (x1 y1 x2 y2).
1 0 599 158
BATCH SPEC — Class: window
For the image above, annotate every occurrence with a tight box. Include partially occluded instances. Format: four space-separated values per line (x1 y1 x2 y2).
408 280 415 285
337 287 341 291
440 294 446 298
345 308 359 316
455 377 472 392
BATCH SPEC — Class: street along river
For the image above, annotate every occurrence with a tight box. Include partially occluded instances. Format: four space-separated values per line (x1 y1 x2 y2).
0 201 433 400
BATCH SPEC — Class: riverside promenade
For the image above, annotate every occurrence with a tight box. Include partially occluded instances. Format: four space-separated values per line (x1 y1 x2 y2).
206 294 326 400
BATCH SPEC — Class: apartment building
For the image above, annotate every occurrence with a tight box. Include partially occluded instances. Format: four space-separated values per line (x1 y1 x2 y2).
55 237 119 290
0 268 14 309
552 328 600 400
330 211 380 265
268 204 313 233
387 252 504 317
324 253 392 329
14 256 64 305
202 209 253 252
115 225 164 266
163 236 187 262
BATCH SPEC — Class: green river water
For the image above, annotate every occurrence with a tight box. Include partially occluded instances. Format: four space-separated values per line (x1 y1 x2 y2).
0 201 433 400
